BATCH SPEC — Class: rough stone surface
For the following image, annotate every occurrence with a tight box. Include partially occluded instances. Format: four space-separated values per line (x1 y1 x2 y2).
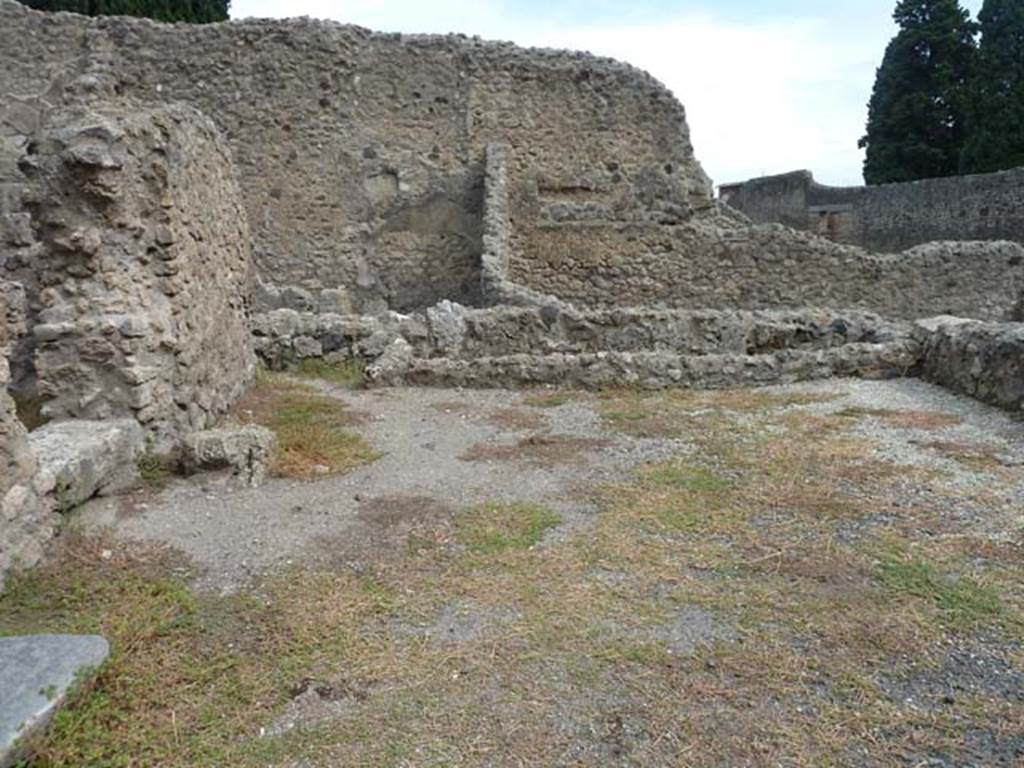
5 2 1015 321
0 279 53 592
392 343 919 390
184 426 276 487
720 168 1024 251
510 215 1024 320
0 634 109 768
30 419 144 511
366 338 415 386
256 303 919 390
916 318 1024 413
0 0 710 313
255 304 912 362
1 94 256 452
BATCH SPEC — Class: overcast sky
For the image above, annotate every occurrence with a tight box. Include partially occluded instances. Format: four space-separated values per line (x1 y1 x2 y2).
230 1 984 187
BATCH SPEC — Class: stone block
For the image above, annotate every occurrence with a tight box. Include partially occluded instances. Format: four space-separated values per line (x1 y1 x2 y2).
184 425 276 487
30 419 145 510
0 635 109 768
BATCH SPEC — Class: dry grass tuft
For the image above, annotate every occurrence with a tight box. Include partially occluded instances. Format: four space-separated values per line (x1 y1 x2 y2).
917 439 1008 471
836 406 963 431
484 407 546 431
522 390 578 408
883 410 963 430
460 434 609 465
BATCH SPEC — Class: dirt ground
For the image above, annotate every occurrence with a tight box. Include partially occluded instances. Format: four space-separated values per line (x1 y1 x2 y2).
2 377 1023 767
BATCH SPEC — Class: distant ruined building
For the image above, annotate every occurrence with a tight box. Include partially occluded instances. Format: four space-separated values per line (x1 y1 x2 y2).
1 0 1022 586
719 168 1024 252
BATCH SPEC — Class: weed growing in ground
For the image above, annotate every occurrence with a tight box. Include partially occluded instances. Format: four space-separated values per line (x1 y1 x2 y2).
233 374 379 480
294 358 366 389
878 549 1006 627
456 501 561 555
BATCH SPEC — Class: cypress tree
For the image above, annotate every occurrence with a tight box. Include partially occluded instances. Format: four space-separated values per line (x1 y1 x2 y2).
21 0 229 23
960 0 1024 173
860 0 977 184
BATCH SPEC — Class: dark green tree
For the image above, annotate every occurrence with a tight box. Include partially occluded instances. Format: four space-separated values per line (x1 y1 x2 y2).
859 0 977 184
960 0 1024 173
22 0 229 23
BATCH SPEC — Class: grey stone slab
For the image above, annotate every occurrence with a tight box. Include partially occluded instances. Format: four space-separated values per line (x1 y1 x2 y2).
30 419 144 510
0 634 109 767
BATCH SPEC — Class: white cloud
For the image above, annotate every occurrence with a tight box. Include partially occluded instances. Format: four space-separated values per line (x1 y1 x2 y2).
229 1 963 187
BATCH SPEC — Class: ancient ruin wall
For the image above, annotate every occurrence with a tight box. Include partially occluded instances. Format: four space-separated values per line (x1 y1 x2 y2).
510 218 1024 321
917 319 1024 413
251 304 920 390
719 169 1024 251
3 1 1021 322
2 97 256 450
0 281 54 590
0 0 711 313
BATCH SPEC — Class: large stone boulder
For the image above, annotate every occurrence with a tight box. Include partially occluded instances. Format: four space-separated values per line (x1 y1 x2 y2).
184 425 276 487
30 420 145 511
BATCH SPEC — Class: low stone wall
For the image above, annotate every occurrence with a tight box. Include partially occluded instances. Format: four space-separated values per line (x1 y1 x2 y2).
385 343 919 390
252 302 919 389
916 318 1024 413
3 92 256 450
719 168 1024 252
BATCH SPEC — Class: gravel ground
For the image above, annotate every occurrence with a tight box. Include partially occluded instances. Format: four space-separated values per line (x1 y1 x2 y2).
73 378 1023 593
74 385 688 592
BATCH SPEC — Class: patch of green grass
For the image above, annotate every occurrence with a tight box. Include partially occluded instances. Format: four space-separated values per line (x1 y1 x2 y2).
456 502 561 555
878 551 1006 627
605 403 655 423
234 377 379 480
653 502 713 533
294 358 365 389
643 463 731 494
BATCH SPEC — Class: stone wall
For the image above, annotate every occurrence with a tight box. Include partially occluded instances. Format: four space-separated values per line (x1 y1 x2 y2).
0 0 711 313
252 303 920 389
510 216 1024 321
2 92 256 450
916 318 1024 413
3 2 1020 321
0 280 54 591
719 169 1024 252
